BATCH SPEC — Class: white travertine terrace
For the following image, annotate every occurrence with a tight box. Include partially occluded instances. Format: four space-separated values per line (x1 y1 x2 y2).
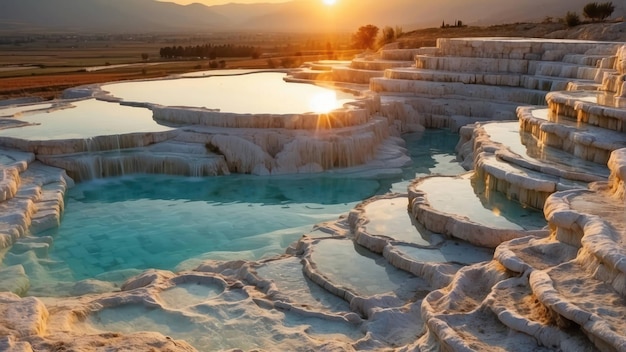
0 35 625 351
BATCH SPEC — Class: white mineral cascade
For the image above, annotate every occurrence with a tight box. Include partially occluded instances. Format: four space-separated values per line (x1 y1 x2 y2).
0 35 625 351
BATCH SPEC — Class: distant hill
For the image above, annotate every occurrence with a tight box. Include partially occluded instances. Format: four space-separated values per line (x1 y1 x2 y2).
0 0 228 33
0 0 624 33
208 0 624 32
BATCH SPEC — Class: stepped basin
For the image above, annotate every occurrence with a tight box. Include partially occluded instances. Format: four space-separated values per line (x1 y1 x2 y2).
306 238 426 299
0 148 34 171
357 196 439 246
349 194 493 290
100 71 357 115
414 55 529 74
531 61 599 79
495 236 578 273
531 263 626 351
428 308 555 352
0 99 174 141
409 173 547 248
304 60 352 71
550 188 626 280
370 77 548 106
394 241 493 265
158 281 224 309
329 66 383 84
520 74 579 92
349 58 413 71
476 151 588 209
83 304 363 351
36 142 230 181
412 173 545 231
79 276 364 351
547 90 626 132
0 102 55 117
385 67 523 88
481 121 610 182
255 257 351 313
562 53 609 66
419 261 550 352
386 67 578 92
486 277 596 351
518 106 626 164
0 159 69 261
381 48 425 61
436 37 622 60
380 95 519 131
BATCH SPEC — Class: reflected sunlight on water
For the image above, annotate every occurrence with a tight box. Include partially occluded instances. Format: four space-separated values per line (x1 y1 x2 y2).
309 91 339 113
101 72 356 114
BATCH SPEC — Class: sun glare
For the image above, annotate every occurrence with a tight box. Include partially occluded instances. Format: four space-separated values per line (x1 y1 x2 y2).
322 0 337 5
309 91 338 113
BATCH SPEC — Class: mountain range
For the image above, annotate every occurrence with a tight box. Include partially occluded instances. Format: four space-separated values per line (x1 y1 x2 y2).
1 0 624 33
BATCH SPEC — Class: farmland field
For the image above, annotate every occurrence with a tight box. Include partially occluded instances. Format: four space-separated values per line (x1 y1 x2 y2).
0 32 356 100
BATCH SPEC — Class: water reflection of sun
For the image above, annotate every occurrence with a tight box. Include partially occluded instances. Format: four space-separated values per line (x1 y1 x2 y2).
309 91 338 113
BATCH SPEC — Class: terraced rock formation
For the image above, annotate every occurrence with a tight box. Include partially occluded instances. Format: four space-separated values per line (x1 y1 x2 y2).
0 36 624 351
380 38 626 351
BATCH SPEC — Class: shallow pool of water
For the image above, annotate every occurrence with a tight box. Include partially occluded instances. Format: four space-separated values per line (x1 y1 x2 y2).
0 99 173 140
417 174 545 230
101 71 357 114
0 102 55 117
22 130 465 287
48 174 384 280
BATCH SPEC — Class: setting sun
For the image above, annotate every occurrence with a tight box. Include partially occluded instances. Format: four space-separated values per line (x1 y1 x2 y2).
322 0 337 5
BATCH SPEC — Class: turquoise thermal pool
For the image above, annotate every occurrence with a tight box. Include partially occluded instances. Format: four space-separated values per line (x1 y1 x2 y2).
41 132 442 282
101 71 357 113
10 130 546 296
46 174 383 281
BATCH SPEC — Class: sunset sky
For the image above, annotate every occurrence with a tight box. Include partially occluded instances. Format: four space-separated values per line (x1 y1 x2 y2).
170 0 291 5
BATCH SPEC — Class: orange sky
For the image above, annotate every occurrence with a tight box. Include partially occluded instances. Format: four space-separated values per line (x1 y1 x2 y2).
168 0 291 5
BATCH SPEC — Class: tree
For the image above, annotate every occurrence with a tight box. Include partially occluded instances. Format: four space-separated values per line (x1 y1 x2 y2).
597 1 615 20
395 26 404 38
378 26 396 47
141 53 149 61
565 11 581 27
352 24 379 50
583 2 615 21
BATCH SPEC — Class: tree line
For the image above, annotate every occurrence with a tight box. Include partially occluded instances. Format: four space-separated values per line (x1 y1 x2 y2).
565 1 615 26
159 44 261 59
351 24 404 50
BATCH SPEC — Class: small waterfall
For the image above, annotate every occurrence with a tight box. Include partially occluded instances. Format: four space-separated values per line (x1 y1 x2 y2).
55 152 231 182
111 135 125 176
193 162 203 177
76 138 103 180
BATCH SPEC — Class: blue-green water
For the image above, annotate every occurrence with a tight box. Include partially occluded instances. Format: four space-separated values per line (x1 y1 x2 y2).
52 175 385 279
35 130 467 282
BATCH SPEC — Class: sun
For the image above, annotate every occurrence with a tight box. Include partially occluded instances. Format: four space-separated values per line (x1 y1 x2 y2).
322 0 337 5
